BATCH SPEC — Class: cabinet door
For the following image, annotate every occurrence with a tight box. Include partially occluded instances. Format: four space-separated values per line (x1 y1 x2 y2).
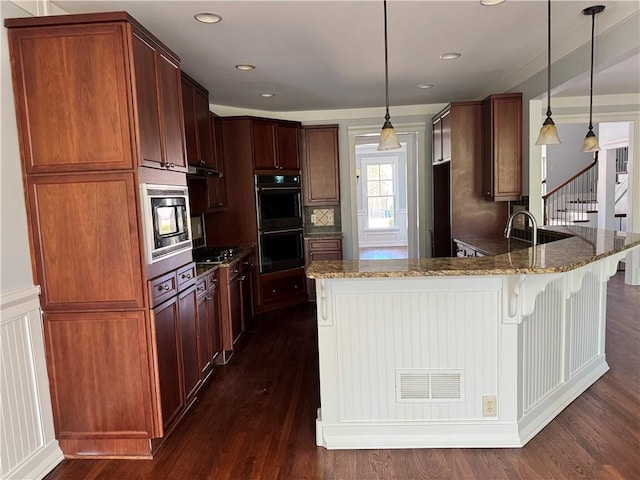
133 32 164 167
181 77 198 165
482 93 522 201
208 282 222 363
240 256 255 329
158 53 187 170
302 125 340 205
196 290 212 376
153 296 184 433
8 22 134 172
229 278 243 343
210 112 225 173
260 268 306 304
179 285 200 401
28 173 144 310
441 112 451 162
195 87 213 167
277 123 300 171
252 120 278 170
432 117 442 164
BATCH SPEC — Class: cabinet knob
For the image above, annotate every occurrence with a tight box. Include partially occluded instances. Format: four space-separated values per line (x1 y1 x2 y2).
294 284 298 289
233 268 239 274
240 275 246 281
322 243 327 247
181 273 192 279
272 289 276 293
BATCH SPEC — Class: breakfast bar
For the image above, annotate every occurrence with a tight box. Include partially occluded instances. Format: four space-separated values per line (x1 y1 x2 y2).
306 227 640 449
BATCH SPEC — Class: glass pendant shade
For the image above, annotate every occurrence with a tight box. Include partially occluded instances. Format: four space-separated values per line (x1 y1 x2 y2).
581 129 600 153
536 116 561 145
378 119 401 151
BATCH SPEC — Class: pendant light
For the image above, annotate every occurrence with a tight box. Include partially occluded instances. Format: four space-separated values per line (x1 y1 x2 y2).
378 0 401 151
580 5 605 153
535 0 561 145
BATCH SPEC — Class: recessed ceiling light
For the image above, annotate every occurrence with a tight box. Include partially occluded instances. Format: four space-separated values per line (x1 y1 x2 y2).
440 52 461 60
417 83 434 89
259 93 275 98
194 12 222 24
236 64 256 71
480 0 505 5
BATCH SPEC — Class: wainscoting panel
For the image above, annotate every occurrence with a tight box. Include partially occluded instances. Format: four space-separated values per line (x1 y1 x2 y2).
1 286 63 480
333 279 500 423
521 279 564 413
569 272 602 376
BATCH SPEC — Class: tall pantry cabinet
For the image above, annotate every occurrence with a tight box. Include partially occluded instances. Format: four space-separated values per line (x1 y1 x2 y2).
5 12 192 458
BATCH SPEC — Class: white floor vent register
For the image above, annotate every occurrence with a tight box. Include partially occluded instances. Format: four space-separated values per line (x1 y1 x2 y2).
395 369 465 402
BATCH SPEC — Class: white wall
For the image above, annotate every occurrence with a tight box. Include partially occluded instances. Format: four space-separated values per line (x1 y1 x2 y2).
546 124 599 192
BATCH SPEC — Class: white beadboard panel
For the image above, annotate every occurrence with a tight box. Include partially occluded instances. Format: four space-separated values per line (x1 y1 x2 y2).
333 279 500 423
1 286 63 480
521 278 564 413
568 272 603 376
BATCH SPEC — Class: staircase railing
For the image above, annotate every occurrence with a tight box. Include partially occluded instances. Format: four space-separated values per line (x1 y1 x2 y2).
543 152 598 225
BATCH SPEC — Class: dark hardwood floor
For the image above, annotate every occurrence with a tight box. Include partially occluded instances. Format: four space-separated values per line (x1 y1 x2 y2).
45 272 640 479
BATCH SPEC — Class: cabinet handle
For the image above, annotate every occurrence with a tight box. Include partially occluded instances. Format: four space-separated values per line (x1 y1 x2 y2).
240 275 246 281
206 295 212 300
181 273 192 279
158 284 171 291
217 203 223 206
233 269 239 274
272 289 276 293
294 284 298 289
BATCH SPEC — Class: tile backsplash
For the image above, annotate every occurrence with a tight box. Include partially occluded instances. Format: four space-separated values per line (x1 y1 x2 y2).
304 206 341 234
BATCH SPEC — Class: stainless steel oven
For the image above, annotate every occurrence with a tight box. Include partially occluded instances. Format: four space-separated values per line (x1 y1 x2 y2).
258 227 305 273
255 174 303 230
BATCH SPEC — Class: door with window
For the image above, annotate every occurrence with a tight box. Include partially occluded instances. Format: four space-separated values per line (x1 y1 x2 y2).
356 144 408 259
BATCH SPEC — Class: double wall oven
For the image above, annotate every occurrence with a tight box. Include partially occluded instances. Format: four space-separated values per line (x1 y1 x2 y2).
255 174 304 274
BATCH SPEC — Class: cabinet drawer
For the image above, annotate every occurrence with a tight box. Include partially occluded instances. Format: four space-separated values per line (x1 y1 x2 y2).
206 272 218 292
177 262 196 289
150 271 177 307
226 259 241 283
196 278 208 297
261 270 305 303
308 238 341 251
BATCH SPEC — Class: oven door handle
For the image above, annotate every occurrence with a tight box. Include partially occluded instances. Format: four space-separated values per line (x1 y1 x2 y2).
260 228 303 235
256 186 301 192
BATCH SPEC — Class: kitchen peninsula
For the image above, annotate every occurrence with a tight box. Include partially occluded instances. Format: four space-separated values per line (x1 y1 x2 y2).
306 227 640 449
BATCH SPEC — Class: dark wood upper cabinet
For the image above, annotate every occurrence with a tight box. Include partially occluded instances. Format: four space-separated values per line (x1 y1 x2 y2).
481 92 523 201
8 22 135 172
181 72 213 168
251 119 300 172
302 125 340 206
432 111 451 165
252 120 278 170
6 13 187 173
277 123 301 171
157 53 187 170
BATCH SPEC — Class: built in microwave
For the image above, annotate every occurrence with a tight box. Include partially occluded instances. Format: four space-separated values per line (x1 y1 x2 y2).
140 184 192 264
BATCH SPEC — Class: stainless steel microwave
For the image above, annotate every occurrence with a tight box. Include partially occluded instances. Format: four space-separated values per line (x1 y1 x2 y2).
140 184 192 264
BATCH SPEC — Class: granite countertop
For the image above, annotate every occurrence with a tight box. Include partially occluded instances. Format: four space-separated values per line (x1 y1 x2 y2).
195 244 255 278
306 226 640 279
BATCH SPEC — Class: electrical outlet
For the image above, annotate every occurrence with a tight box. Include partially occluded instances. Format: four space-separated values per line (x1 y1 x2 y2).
310 214 317 224
326 211 334 226
483 395 497 417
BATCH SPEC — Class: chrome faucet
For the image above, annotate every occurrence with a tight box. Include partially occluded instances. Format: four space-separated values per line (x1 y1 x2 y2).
504 210 538 247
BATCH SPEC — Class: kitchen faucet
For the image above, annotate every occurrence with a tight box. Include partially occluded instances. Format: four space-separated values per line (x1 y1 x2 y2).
504 210 538 247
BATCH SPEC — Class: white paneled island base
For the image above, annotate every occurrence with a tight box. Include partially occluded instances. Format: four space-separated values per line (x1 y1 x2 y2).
312 248 633 449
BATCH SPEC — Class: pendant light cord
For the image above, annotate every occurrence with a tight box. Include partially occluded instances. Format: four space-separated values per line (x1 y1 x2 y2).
545 0 552 117
588 10 595 131
383 0 390 122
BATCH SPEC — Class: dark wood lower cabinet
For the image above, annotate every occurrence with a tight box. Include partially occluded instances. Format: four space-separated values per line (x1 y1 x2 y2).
260 268 306 306
304 238 342 301
178 285 200 402
152 296 184 435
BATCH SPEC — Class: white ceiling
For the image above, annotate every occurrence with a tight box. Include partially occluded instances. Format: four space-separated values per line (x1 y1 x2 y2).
53 0 640 112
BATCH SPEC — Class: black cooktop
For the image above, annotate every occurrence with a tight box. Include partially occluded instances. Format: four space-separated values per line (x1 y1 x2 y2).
193 246 239 264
